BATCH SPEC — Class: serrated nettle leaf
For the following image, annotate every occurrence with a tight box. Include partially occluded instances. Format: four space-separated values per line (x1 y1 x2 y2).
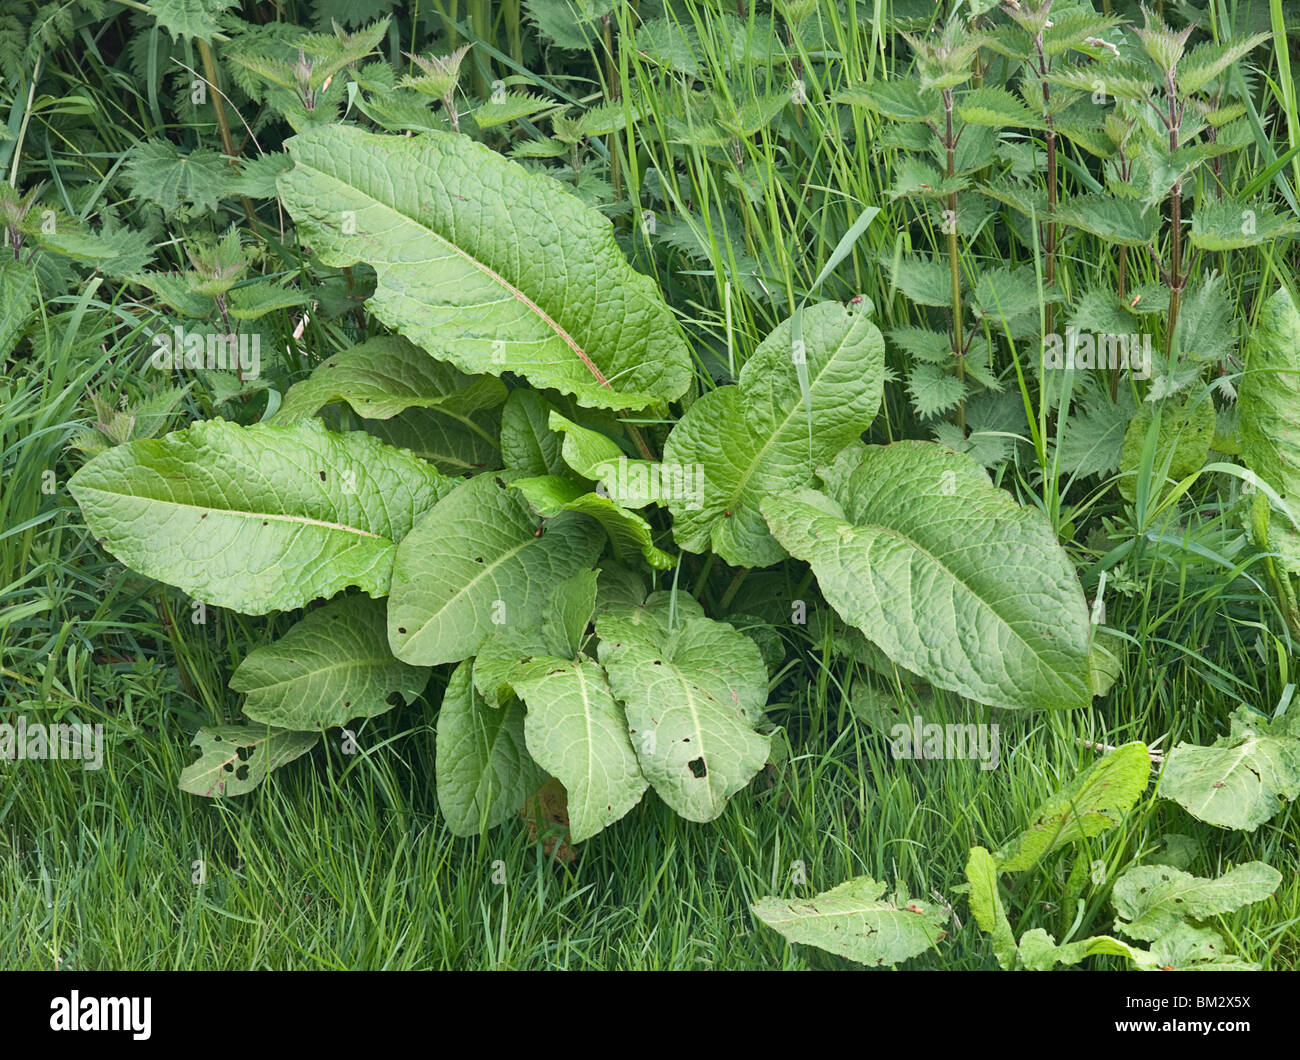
995 743 1151 870
889 326 951 363
836 80 939 122
387 472 603 666
1160 706 1300 831
972 265 1045 323
511 475 675 569
957 86 1046 130
542 569 599 659
1112 861 1282 942
906 364 968 420
752 877 946 967
271 335 506 424
277 125 691 410
511 657 647 843
233 595 429 730
1052 194 1158 246
436 660 542 836
763 441 1093 712
599 612 770 822
664 301 885 568
227 282 310 321
68 418 455 614
1190 199 1300 251
887 254 954 308
179 724 318 798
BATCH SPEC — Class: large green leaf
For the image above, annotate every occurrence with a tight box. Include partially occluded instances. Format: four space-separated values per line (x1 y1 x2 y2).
762 441 1093 712
663 301 885 568
435 660 542 836
363 406 502 475
512 657 649 842
752 877 947 967
271 335 506 424
995 743 1151 870
511 475 675 569
277 125 691 410
387 473 603 665
598 612 769 822
1160 706 1300 831
233 595 429 730
1112 861 1282 942
178 724 318 798
1119 392 1215 502
68 418 454 614
1238 287 1300 574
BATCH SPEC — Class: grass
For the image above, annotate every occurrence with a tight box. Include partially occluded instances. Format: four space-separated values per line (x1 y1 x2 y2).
3 0 1300 969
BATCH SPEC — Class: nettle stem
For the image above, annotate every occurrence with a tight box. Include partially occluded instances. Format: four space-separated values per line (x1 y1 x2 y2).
1164 70 1184 360
943 87 965 435
1036 33 1057 335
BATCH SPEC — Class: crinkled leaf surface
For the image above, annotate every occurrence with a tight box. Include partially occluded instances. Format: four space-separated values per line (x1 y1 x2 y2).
762 441 1092 711
68 418 454 614
233 595 429 730
1160 706 1300 831
512 475 675 569
436 660 542 836
664 300 885 567
277 125 691 410
598 612 769 822
387 472 603 665
179 724 318 798
512 657 648 842
752 877 946 967
1112 861 1281 942
271 335 506 423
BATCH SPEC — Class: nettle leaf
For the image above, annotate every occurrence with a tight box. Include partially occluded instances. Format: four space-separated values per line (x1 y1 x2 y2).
272 336 507 423
1112 861 1282 942
1191 199 1300 251
1052 194 1158 246
179 724 318 798
512 475 675 569
277 125 691 410
965 846 1017 969
512 657 648 842
664 301 885 568
387 472 603 666
972 265 1043 323
68 418 454 614
148 0 238 41
887 254 953 307
837 79 939 122
1119 393 1216 501
435 660 542 837
599 612 770 822
1238 287 1300 574
752 877 947 967
995 743 1151 870
1160 706 1300 831
762 442 1093 712
124 138 230 217
957 86 1046 130
232 595 428 730
906 364 967 419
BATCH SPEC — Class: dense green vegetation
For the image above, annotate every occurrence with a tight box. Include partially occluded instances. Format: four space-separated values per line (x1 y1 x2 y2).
2 0 1299 969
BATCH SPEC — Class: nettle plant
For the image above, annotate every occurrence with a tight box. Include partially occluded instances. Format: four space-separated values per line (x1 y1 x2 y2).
69 122 1102 843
